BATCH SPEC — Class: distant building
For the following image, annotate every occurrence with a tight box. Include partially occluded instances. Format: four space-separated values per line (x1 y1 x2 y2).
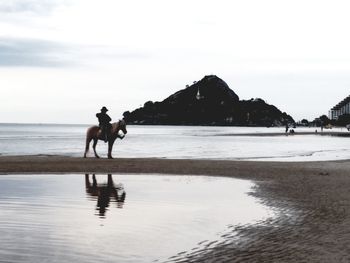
329 95 350 120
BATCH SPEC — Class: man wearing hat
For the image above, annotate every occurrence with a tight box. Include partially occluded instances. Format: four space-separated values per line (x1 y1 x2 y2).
96 106 112 142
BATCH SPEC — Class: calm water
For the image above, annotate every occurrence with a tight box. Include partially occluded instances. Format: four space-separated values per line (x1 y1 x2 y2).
1 123 350 161
0 174 273 263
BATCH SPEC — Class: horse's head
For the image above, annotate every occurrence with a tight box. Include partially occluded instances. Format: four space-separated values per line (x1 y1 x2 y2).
118 119 127 135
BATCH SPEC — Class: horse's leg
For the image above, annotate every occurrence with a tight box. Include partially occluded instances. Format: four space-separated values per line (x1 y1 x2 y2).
93 138 100 158
85 174 90 186
84 136 93 158
107 174 113 186
92 174 97 186
107 139 116 159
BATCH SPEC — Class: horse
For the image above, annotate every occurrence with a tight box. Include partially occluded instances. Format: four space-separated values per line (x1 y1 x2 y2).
84 119 127 159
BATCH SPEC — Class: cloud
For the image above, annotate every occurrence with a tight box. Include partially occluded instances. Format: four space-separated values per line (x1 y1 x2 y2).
0 37 151 67
0 0 68 15
0 37 72 67
82 45 151 60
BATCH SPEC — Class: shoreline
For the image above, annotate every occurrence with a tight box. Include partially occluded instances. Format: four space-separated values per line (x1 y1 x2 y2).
0 155 347 176
219 131 350 137
2 155 350 262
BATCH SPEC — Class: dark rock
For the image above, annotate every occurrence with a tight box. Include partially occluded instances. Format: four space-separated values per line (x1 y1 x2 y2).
124 75 294 126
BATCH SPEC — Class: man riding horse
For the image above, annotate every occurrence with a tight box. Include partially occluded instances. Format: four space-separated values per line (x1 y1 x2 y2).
84 107 127 159
96 106 112 142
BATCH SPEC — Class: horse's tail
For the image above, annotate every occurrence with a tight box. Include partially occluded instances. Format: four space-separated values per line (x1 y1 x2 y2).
85 137 90 152
84 127 93 157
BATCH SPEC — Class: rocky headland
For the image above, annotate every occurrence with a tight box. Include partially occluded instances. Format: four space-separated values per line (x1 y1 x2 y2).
123 75 294 126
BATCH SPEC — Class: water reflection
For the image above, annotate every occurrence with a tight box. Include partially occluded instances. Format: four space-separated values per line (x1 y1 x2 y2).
85 174 126 218
0 174 274 263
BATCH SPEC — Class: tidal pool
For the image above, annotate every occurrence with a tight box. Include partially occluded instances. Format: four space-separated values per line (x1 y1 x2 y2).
0 174 274 262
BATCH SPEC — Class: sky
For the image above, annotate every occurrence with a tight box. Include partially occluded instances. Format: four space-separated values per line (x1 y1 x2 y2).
1 0 350 124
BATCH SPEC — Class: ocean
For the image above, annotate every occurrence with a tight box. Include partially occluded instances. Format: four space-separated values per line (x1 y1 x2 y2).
1 123 350 161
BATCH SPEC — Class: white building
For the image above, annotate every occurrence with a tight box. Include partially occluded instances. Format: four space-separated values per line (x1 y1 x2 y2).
329 95 350 120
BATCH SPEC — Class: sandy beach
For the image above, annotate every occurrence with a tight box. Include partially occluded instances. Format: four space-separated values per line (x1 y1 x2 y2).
1 155 350 262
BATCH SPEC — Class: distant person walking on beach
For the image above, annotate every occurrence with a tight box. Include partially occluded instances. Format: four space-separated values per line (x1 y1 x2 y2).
285 122 289 133
96 106 112 142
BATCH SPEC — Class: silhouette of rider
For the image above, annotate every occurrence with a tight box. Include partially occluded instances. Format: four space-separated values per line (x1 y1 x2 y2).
96 106 112 142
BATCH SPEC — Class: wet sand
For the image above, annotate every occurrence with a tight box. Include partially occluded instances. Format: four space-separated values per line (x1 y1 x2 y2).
1 155 350 262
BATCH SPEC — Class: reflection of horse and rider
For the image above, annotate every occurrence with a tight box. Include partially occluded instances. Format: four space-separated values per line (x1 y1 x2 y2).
84 106 128 159
85 174 126 217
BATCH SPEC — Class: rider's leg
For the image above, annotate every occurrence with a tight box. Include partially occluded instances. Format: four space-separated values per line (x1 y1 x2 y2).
105 126 110 142
101 126 108 142
105 124 113 142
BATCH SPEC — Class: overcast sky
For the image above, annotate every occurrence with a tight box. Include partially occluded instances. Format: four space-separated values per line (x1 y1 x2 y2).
1 0 350 124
